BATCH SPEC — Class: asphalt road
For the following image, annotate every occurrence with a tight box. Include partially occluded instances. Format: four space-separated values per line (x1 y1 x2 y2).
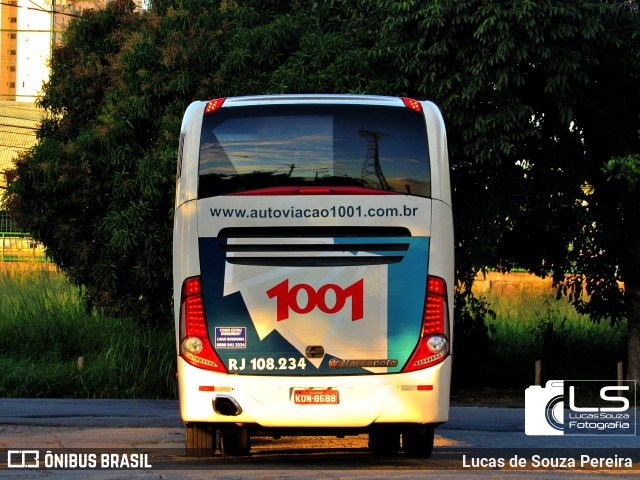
0 399 639 479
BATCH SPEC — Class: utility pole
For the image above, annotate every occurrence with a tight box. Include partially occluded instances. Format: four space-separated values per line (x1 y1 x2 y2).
358 129 391 191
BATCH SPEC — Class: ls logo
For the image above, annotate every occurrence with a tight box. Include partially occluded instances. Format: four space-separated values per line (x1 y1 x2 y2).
266 279 364 321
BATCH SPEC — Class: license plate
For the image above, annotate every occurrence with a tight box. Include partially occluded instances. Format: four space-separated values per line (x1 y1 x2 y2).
293 389 339 405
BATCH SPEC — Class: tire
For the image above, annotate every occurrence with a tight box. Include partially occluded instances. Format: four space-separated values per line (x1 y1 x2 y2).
368 426 400 456
185 424 215 457
402 425 435 458
220 428 251 457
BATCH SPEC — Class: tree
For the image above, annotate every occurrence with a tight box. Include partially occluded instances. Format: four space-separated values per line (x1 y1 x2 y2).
4 0 640 383
372 0 640 380
4 2 149 316
3 0 394 322
4 1 189 321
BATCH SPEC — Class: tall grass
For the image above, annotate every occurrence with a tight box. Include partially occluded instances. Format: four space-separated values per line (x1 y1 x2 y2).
0 264 628 398
0 263 176 398
483 288 627 387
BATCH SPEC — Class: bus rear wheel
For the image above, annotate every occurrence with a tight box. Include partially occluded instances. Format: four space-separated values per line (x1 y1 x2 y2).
185 424 215 457
368 426 400 456
220 428 251 457
402 425 435 458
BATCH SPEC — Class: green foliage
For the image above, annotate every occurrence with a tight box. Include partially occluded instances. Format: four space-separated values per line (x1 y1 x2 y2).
3 0 640 369
604 154 640 187
486 289 627 386
4 3 187 322
3 0 396 322
452 287 496 387
0 266 175 398
374 0 640 330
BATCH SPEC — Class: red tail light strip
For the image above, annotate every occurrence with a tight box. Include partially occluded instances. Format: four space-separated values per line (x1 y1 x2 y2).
228 186 401 196
179 276 227 373
402 275 450 372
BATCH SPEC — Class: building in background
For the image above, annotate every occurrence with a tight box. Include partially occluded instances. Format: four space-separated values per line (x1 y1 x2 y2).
1 1 111 102
1 1 145 102
0 101 41 174
0 100 42 254
0 0 143 195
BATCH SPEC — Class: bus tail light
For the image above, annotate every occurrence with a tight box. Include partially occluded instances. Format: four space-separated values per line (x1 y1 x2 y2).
204 98 225 114
403 276 450 372
402 97 422 112
179 276 228 373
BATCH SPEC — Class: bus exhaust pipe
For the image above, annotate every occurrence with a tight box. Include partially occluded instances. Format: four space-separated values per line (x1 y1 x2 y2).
213 395 243 416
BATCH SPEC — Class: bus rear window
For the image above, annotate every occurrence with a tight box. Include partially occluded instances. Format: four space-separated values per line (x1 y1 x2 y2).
198 104 430 198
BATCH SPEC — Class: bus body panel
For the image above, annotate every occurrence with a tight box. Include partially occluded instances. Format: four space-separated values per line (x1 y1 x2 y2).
173 94 453 436
423 101 451 206
197 194 431 237
173 199 200 351
178 356 451 427
429 199 455 349
220 94 407 108
175 102 204 208
196 194 432 376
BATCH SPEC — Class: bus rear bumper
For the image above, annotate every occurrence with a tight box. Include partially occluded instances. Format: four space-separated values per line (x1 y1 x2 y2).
178 356 451 428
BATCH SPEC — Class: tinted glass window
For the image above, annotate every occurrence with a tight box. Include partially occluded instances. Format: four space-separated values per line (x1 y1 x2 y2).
198 104 430 197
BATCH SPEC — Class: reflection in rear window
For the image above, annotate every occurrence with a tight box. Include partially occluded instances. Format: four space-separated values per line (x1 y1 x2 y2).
198 104 430 198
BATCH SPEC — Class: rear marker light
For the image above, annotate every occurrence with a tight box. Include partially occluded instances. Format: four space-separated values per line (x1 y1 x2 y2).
204 98 225 114
400 385 434 391
402 97 422 112
199 386 232 392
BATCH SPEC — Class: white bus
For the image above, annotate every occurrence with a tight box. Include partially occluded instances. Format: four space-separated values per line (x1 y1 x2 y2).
173 94 454 458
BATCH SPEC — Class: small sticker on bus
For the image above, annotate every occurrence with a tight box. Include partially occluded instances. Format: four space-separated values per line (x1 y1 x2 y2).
214 327 246 349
